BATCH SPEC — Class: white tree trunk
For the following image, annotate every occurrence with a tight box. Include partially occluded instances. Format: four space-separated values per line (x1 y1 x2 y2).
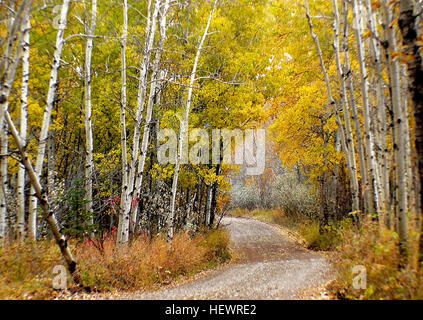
0 0 32 137
28 0 70 240
0 119 8 247
0 1 32 244
130 0 171 236
17 15 30 242
342 0 368 216
118 0 129 243
333 0 360 213
381 0 408 239
119 0 160 243
351 0 382 215
84 0 97 231
364 0 387 223
168 0 218 241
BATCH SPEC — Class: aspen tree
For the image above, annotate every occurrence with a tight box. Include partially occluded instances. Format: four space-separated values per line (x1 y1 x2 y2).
363 0 388 222
119 0 129 242
0 120 7 246
131 0 171 236
4 111 82 285
168 0 218 241
342 0 368 216
333 0 360 214
83 0 97 231
306 0 354 223
351 0 382 216
305 0 336 227
0 0 33 134
28 0 71 240
0 0 32 245
380 0 408 261
17 15 30 242
119 0 160 243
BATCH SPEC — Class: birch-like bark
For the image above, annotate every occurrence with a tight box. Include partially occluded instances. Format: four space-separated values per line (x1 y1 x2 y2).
0 1 32 244
47 132 56 202
17 15 30 242
84 0 97 230
0 120 7 246
118 0 129 243
364 0 387 222
333 0 360 214
119 0 159 243
130 0 170 236
379 1 396 226
4 111 82 285
351 0 382 216
0 0 33 137
168 0 218 241
27 0 70 240
342 0 368 216
204 184 213 227
380 0 408 255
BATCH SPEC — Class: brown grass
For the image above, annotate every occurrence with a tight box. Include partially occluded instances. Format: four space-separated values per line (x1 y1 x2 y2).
0 229 231 299
329 218 423 300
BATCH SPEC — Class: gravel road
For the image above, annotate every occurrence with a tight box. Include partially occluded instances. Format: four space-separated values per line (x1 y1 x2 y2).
130 216 333 300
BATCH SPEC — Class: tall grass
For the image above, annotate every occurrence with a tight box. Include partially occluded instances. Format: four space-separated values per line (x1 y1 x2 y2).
329 218 423 299
0 229 231 299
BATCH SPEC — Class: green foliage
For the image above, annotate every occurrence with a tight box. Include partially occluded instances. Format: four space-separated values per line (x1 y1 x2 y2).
60 179 94 238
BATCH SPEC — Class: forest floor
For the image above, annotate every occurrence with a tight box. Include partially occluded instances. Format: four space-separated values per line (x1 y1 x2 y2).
67 216 334 300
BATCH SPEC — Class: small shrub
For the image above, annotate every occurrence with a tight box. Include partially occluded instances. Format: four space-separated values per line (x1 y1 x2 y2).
0 228 231 298
0 241 66 299
300 219 349 251
330 218 423 299
74 228 230 291
230 171 319 219
201 229 231 263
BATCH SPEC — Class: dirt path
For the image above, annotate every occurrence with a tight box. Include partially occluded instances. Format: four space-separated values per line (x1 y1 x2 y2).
124 216 333 300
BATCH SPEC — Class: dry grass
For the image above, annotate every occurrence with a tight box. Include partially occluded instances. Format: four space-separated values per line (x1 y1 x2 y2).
0 229 231 299
329 218 423 300
0 241 64 299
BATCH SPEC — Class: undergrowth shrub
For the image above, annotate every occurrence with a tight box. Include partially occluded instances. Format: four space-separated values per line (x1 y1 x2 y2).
0 241 64 299
75 228 230 291
330 218 423 299
230 171 319 219
0 228 231 299
300 219 351 251
201 229 231 263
